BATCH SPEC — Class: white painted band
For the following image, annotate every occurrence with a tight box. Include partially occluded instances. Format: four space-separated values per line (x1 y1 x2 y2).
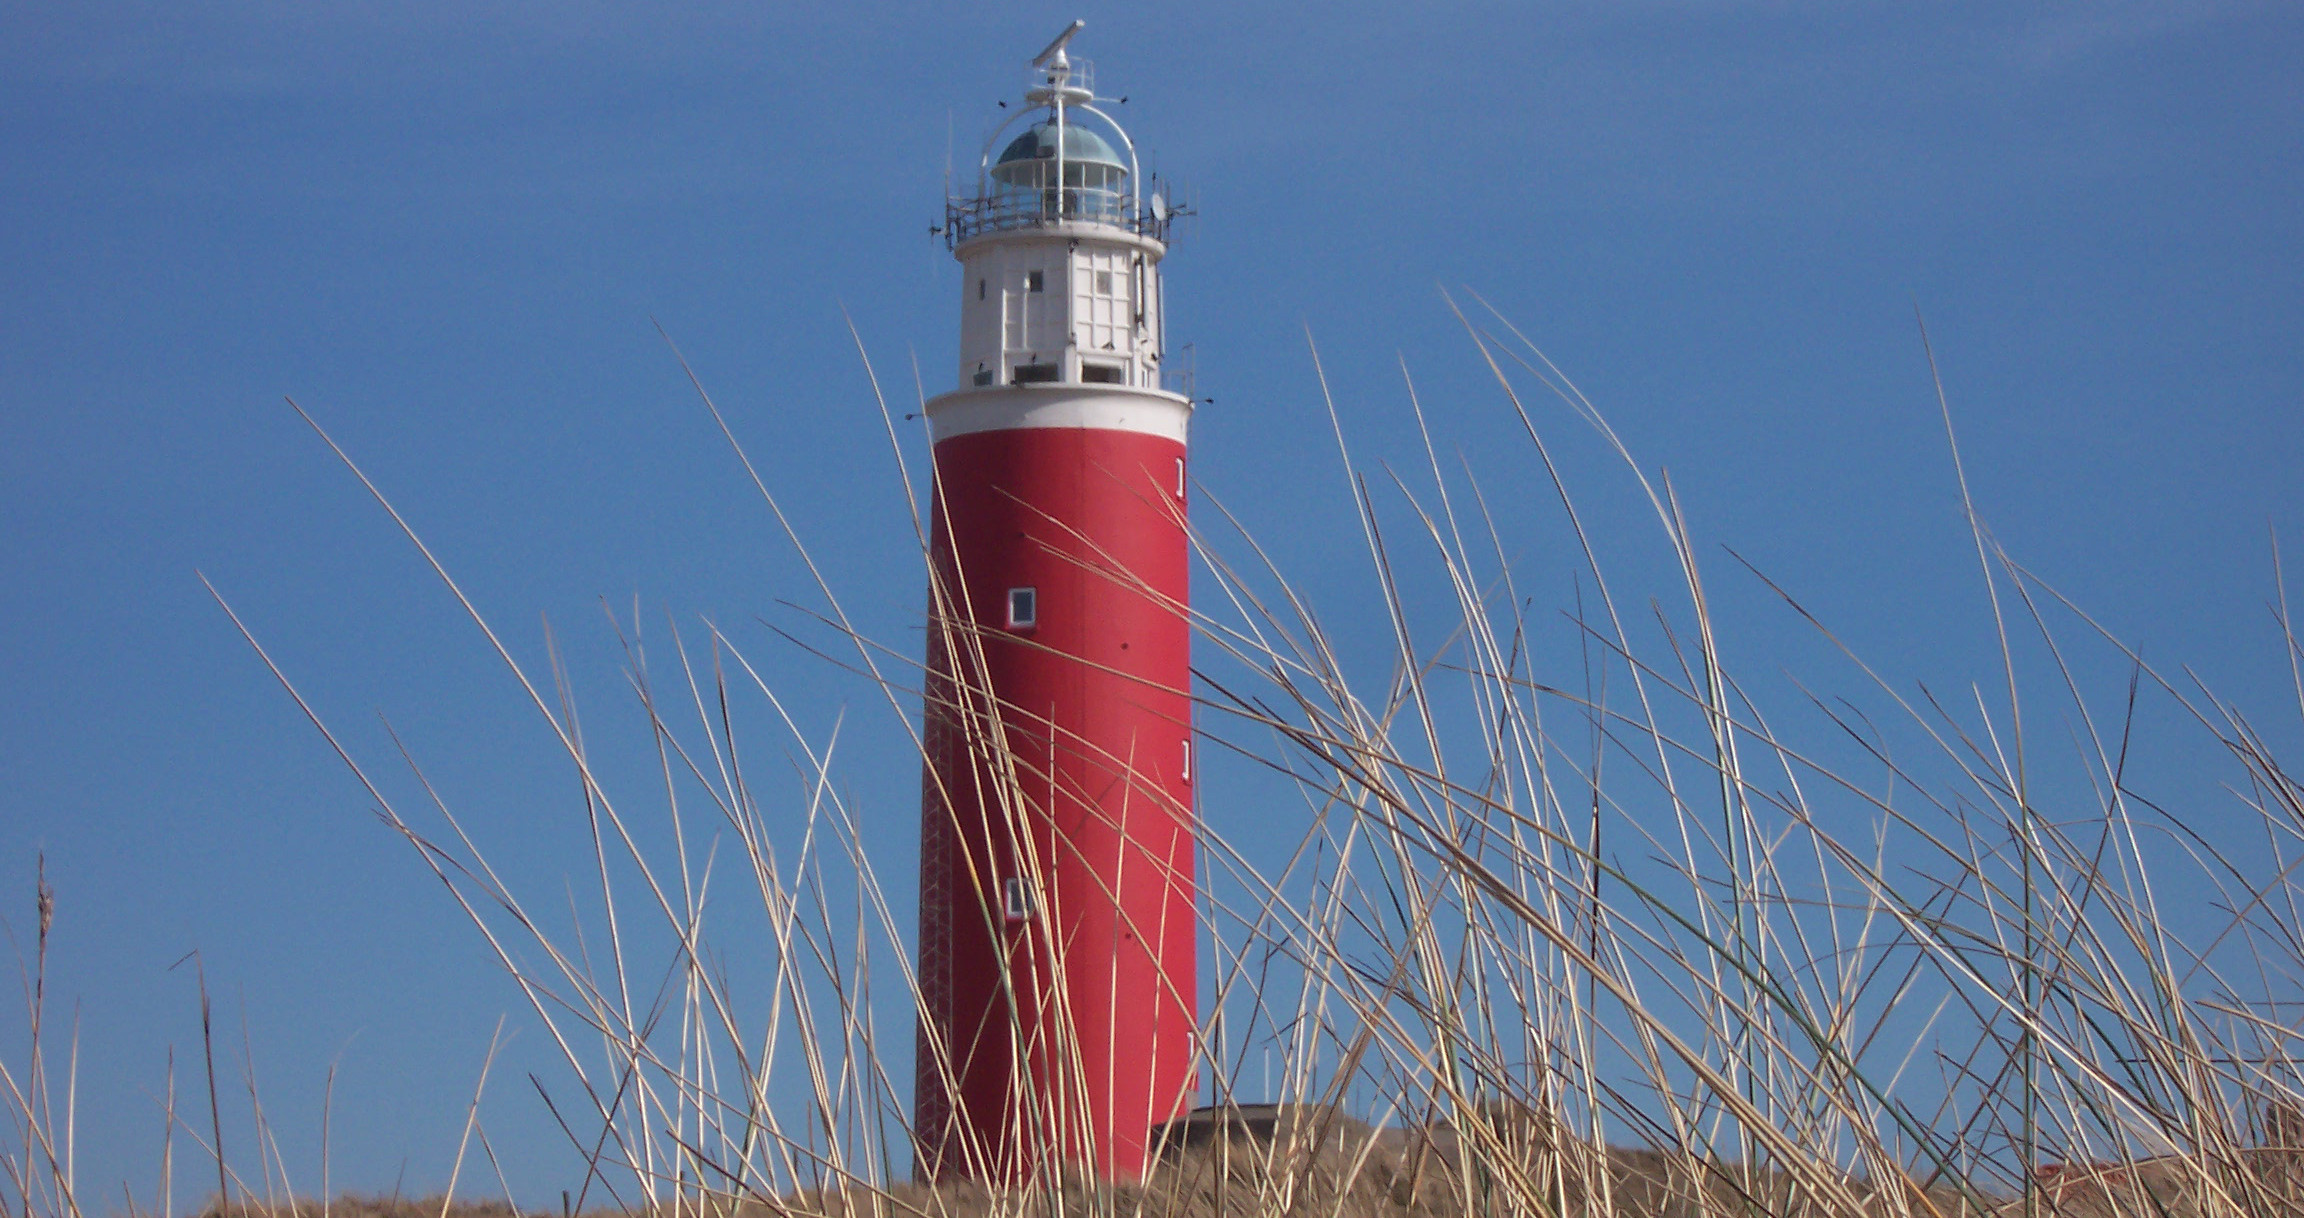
925 385 1194 444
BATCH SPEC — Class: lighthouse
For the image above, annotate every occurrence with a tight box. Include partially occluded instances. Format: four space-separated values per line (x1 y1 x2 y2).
912 22 1198 1185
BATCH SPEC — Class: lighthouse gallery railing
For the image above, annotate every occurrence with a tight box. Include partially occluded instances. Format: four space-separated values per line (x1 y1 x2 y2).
944 187 1173 249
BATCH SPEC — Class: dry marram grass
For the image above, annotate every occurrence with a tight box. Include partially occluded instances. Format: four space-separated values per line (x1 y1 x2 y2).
12 308 2304 1218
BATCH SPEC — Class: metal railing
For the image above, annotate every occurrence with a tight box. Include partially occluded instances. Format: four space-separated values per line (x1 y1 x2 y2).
1034 59 1094 98
944 187 1173 248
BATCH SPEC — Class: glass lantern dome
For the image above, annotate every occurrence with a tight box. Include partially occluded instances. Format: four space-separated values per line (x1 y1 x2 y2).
990 121 1130 193
940 45 1177 250
983 120 1131 226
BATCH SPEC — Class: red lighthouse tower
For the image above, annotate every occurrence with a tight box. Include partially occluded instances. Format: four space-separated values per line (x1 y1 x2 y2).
912 22 1198 1185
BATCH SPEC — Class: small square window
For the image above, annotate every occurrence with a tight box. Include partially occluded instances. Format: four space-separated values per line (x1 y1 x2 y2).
1027 270 1045 293
1006 586 1037 629
1096 271 1113 294
1002 876 1036 922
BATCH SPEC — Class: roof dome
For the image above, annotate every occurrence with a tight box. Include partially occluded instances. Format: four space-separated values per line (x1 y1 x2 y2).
995 121 1125 171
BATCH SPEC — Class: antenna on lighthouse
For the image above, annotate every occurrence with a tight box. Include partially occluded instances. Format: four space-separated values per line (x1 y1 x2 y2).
1032 20 1085 70
1023 20 1095 109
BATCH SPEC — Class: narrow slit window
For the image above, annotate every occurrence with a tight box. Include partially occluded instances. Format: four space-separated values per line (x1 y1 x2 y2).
978 278 986 301
1175 457 1187 499
1002 876 1035 922
1181 739 1192 783
1006 586 1037 629
1027 269 1045 293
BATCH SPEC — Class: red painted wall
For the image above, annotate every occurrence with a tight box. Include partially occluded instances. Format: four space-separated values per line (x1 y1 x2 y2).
913 422 1196 1183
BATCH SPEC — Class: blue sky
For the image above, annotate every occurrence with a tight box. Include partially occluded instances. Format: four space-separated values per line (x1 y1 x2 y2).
4 0 2300 1206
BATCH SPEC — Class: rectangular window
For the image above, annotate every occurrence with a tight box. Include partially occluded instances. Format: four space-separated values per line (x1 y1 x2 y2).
1096 270 1113 294
1027 269 1045 293
1181 739 1192 783
1002 876 1036 922
1012 363 1060 384
1006 586 1037 629
973 368 994 387
1176 456 1187 499
1080 363 1124 384
978 278 986 301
